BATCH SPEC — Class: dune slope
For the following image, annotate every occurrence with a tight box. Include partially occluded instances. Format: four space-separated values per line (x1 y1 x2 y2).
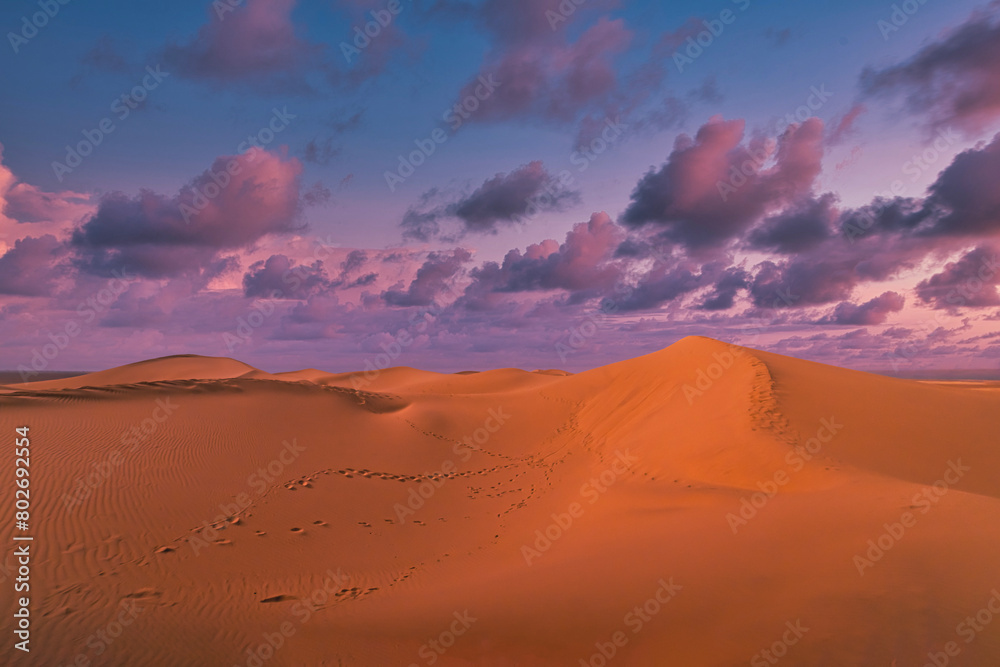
2 336 998 666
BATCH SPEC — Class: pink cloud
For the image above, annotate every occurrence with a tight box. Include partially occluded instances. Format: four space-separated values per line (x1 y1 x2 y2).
72 149 306 277
621 116 824 250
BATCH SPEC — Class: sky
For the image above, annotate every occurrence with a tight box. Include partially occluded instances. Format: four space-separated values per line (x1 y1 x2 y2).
1 0 1000 376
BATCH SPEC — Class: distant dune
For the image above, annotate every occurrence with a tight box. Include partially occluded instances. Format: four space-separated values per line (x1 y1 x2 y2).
2 337 999 665
0 371 87 385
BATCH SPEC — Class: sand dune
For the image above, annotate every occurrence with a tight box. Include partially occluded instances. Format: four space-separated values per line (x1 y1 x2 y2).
2 337 999 665
1 354 257 392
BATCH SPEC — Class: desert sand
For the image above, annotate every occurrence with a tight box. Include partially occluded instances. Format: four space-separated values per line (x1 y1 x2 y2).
2 336 999 666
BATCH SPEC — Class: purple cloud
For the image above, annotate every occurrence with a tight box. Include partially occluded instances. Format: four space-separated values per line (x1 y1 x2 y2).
383 248 472 307
0 235 68 296
621 117 824 250
72 149 306 277
916 245 1000 309
861 4 1000 134
823 291 905 325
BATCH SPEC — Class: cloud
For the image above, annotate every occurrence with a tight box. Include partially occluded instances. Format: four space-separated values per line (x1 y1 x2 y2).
77 35 131 75
340 249 368 275
0 235 68 296
748 193 836 253
620 117 824 250
330 1 421 87
919 132 1000 237
452 0 633 124
860 4 1000 134
823 291 905 325
2 182 91 225
826 104 866 145
689 76 723 104
452 161 578 232
764 27 792 48
303 138 340 165
0 144 94 247
615 264 702 312
243 255 332 299
749 257 857 308
460 212 623 307
164 0 320 90
699 266 749 311
72 149 306 277
401 161 579 240
383 248 472 307
916 244 1000 309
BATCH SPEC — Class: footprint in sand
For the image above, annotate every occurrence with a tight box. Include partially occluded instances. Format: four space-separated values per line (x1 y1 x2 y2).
123 588 162 601
260 595 298 603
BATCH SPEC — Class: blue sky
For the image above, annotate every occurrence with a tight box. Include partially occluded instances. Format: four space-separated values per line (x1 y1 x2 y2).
1 0 1000 374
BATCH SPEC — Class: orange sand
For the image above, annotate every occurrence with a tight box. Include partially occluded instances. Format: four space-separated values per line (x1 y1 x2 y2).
2 337 999 665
